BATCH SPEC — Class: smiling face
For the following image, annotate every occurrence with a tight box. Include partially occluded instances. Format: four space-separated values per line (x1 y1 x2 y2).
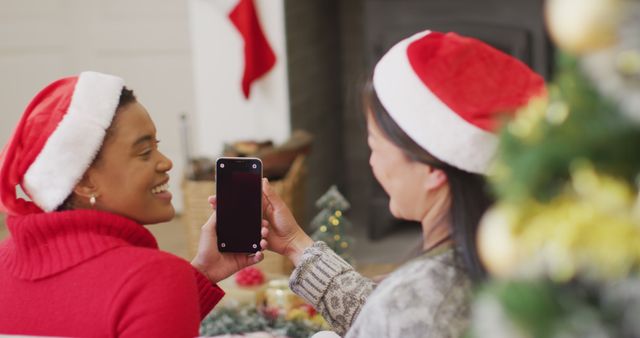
366 113 439 221
80 101 174 224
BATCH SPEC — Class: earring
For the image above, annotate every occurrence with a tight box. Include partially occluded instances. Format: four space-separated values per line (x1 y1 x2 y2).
89 195 96 206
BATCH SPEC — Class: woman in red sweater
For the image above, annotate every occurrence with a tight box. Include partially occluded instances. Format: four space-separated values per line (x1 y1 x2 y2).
0 72 266 337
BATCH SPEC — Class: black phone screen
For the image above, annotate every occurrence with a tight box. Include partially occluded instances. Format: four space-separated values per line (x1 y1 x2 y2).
215 157 262 253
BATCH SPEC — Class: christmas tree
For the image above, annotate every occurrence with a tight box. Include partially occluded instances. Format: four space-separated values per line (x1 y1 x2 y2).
470 0 640 337
309 185 354 261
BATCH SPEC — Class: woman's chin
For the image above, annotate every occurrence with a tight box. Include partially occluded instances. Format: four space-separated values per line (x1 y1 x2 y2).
157 206 176 223
389 201 417 221
139 205 175 225
388 202 403 219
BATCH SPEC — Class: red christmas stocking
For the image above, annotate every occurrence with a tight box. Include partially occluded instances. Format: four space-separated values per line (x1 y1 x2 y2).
229 0 277 98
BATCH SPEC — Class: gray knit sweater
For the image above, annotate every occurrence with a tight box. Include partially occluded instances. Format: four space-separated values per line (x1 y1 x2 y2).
289 242 471 338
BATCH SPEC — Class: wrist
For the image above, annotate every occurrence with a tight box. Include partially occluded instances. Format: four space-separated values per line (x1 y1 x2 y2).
191 259 215 283
286 233 314 266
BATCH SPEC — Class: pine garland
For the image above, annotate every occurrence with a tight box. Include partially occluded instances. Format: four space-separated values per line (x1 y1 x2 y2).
200 304 326 338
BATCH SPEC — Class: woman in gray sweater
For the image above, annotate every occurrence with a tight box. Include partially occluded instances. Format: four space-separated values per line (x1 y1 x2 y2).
262 29 546 338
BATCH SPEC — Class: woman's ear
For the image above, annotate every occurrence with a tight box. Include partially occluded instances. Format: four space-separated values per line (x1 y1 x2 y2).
72 171 98 199
424 167 448 190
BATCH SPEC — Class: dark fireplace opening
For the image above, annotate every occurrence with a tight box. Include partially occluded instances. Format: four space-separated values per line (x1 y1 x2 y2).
285 0 552 240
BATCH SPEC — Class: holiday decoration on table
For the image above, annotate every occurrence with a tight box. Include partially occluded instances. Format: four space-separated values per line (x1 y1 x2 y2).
235 267 266 287
216 267 268 307
309 185 354 262
200 279 328 338
470 1 640 337
256 279 306 315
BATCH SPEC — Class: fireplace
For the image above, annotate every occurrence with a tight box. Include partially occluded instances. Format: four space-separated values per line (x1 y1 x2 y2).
285 0 552 239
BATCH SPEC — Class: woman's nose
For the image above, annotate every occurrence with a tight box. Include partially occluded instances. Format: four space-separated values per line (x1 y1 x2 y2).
157 152 173 172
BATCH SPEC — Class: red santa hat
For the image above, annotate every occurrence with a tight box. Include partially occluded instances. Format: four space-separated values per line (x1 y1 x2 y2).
0 71 124 215
373 30 545 174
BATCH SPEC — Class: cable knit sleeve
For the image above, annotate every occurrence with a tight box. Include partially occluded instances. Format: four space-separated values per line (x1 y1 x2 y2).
289 242 376 336
193 267 225 318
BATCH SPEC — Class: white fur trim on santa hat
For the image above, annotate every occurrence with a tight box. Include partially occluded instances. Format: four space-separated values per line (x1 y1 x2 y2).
373 30 498 174
23 71 124 212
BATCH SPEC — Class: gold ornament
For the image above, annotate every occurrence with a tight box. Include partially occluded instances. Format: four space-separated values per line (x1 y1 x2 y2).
514 192 640 282
482 169 640 282
507 95 548 141
320 225 327 232
546 101 570 125
329 216 340 225
256 279 305 313
545 0 622 54
477 204 521 278
570 161 635 213
616 49 640 77
286 308 309 321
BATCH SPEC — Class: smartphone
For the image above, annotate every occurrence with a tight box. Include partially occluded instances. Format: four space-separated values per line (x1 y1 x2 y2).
215 157 262 253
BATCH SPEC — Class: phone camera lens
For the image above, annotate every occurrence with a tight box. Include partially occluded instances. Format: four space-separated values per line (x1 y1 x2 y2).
221 243 226 248
252 164 257 169
220 163 225 168
252 244 258 249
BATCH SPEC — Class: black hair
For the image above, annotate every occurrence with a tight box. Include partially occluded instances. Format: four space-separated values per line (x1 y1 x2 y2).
118 87 136 109
56 86 136 211
363 81 492 282
99 86 136 148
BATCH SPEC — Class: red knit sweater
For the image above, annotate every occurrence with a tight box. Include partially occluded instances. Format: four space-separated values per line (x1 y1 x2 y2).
0 209 225 337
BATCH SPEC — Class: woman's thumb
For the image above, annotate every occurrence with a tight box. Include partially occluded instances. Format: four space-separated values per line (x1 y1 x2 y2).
201 210 217 239
262 178 284 209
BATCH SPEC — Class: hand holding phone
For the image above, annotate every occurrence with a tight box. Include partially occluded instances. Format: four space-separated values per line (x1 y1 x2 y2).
215 157 263 253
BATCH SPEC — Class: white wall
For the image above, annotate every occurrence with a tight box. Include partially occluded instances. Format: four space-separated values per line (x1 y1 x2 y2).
0 0 289 213
0 0 196 212
188 0 290 159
